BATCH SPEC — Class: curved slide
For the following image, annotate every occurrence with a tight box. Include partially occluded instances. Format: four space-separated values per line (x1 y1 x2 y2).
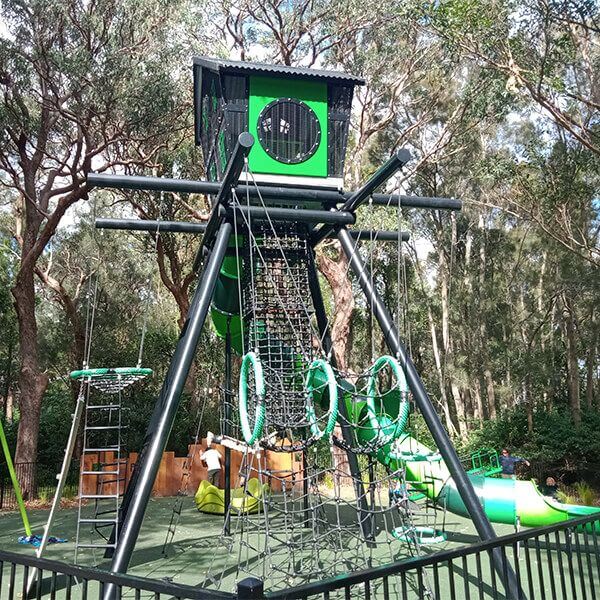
209 247 600 530
367 432 600 528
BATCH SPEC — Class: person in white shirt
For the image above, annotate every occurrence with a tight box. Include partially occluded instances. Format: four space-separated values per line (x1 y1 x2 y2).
201 442 223 487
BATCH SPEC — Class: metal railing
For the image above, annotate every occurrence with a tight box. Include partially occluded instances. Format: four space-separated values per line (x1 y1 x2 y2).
0 462 37 508
0 512 599 599
267 512 600 599
0 548 235 599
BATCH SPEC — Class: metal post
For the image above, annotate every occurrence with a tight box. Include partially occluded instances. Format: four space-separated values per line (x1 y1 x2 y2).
337 226 524 599
196 132 254 263
223 319 232 535
103 222 233 597
237 577 264 599
305 249 373 541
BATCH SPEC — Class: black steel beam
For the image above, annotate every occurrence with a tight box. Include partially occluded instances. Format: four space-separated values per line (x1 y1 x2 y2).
369 194 461 210
311 149 411 245
337 227 523 600
103 222 233 598
349 230 409 242
87 173 461 211
228 205 355 225
224 320 232 536
341 149 412 213
196 132 254 265
96 218 208 234
96 219 409 242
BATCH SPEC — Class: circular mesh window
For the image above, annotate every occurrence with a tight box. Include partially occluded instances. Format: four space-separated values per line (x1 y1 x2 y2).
257 99 321 164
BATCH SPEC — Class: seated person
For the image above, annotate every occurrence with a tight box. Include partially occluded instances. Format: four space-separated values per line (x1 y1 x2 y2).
541 476 559 499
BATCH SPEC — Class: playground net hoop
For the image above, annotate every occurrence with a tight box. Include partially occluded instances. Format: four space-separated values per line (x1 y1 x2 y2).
69 367 153 394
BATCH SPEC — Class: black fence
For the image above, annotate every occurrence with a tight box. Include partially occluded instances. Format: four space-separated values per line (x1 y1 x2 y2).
0 462 37 508
0 512 599 599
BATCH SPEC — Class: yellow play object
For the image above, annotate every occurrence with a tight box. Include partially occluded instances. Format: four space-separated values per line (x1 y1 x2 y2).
194 477 269 515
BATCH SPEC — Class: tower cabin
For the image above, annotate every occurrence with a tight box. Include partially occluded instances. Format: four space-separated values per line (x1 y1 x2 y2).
193 57 364 193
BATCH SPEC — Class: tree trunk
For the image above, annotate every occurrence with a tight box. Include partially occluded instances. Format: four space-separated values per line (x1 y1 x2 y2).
450 382 468 440
484 368 497 420
473 377 484 424
12 266 49 497
428 308 458 437
316 246 354 370
585 335 595 411
561 294 581 427
316 246 355 486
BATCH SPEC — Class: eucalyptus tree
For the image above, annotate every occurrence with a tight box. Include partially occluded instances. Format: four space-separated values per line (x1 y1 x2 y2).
0 0 202 488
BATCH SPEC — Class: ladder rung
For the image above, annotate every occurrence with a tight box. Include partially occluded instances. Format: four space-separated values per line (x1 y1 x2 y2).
79 518 117 524
85 425 121 431
80 494 121 499
81 471 120 475
84 447 120 452
76 543 116 549
87 404 121 410
95 509 118 517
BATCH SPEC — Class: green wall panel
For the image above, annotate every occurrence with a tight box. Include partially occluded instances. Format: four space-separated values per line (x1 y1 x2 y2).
248 76 328 177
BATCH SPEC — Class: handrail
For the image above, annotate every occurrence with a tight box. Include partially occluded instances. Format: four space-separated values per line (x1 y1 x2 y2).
0 547 234 598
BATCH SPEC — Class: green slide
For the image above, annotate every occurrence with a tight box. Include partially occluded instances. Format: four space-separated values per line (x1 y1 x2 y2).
368 432 600 528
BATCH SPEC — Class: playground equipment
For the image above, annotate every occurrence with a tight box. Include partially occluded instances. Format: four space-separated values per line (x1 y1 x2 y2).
195 478 268 515
80 57 597 598
28 269 153 592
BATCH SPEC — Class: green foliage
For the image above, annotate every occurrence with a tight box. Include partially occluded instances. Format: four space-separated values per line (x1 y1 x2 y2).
574 482 595 507
465 408 600 476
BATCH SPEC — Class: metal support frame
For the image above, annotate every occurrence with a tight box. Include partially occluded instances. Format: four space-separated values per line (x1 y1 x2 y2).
96 218 409 242
337 226 523 599
195 132 254 267
87 173 461 211
227 205 354 225
223 319 232 536
305 249 373 541
103 222 233 598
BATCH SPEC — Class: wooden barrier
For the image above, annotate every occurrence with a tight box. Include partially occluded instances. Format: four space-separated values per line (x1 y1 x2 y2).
80 438 301 497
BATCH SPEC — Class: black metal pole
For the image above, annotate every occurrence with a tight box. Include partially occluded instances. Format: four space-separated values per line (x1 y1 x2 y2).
224 318 232 536
96 218 409 242
227 205 355 225
311 149 411 245
103 222 233 597
337 227 523 599
305 249 373 541
197 132 254 262
87 172 461 211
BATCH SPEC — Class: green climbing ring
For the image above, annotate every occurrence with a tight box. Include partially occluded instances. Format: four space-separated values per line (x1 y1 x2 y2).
69 367 153 380
392 525 446 544
239 352 267 445
305 358 338 440
366 355 410 443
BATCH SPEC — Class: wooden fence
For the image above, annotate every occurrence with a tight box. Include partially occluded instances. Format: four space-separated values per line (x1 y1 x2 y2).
80 438 300 497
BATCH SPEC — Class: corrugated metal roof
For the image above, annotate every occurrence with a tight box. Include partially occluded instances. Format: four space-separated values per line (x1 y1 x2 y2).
193 56 365 85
